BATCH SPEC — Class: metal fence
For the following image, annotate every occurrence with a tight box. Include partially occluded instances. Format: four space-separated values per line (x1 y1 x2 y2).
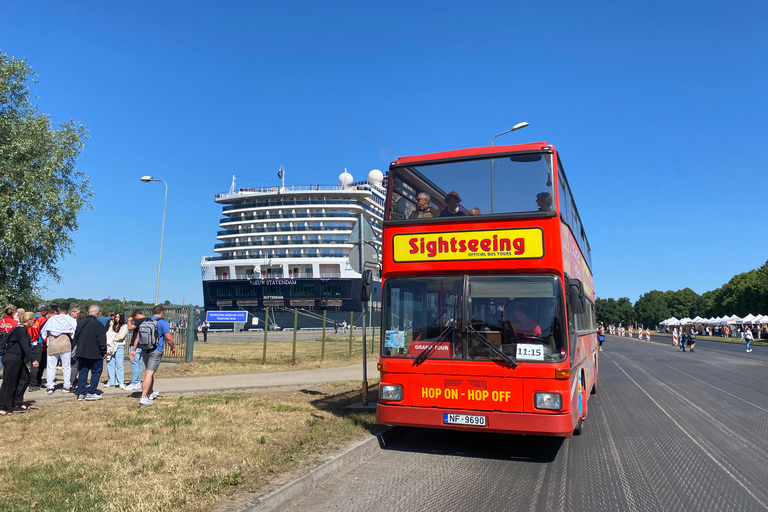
194 327 380 364
121 306 195 363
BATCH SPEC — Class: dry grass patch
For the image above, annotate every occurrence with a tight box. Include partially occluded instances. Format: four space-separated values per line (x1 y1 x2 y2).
0 383 379 512
161 341 379 378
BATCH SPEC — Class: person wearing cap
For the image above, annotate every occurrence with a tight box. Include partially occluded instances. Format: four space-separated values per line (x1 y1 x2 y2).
27 304 49 391
440 191 467 217
409 192 439 219
536 192 553 212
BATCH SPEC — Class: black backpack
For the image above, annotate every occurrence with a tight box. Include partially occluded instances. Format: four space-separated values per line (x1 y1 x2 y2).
0 326 20 356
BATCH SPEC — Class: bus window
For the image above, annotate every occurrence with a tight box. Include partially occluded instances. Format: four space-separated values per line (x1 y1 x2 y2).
390 151 555 220
382 276 464 359
467 275 566 362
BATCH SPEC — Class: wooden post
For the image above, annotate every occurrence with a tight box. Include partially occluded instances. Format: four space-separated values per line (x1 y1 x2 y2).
262 307 269 364
292 308 298 364
349 310 354 357
321 310 326 360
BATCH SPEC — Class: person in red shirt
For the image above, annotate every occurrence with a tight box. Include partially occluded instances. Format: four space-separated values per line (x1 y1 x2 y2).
511 301 542 337
0 304 19 385
0 305 18 333
27 304 49 391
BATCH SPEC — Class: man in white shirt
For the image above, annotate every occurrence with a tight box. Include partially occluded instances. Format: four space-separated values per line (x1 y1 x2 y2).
40 303 77 394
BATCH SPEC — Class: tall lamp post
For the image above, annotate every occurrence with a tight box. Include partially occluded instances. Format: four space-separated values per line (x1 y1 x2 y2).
141 176 167 305
490 122 529 213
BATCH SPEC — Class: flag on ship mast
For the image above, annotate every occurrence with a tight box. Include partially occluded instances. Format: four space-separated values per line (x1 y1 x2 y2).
277 165 285 189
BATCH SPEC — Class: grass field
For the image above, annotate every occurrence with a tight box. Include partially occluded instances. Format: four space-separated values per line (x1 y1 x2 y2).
162 340 378 378
0 382 379 512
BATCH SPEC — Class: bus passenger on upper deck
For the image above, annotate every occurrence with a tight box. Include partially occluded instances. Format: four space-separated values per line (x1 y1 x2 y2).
409 193 439 219
536 192 553 212
439 191 466 217
512 301 542 337
469 207 481 216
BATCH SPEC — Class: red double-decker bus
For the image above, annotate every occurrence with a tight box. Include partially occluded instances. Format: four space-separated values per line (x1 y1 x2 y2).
376 141 597 437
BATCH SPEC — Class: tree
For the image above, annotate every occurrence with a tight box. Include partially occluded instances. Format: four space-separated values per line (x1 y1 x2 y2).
0 52 91 305
616 297 636 326
634 290 669 327
595 297 620 325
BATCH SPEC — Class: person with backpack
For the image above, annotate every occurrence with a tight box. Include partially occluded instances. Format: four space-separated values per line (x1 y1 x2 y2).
72 305 107 401
0 312 38 415
130 304 175 406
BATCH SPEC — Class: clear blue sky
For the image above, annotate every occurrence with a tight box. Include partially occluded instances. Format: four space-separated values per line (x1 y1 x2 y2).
2 1 766 305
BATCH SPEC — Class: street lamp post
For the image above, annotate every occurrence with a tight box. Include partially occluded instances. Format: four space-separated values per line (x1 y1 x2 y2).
141 176 167 305
490 122 529 214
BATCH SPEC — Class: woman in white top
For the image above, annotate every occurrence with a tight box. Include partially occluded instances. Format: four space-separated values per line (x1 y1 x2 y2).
105 312 130 388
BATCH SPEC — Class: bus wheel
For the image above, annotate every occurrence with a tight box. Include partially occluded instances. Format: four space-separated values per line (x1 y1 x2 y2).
591 380 597 395
573 418 584 436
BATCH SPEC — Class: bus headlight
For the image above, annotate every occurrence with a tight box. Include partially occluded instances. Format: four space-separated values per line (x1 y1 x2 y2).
534 392 562 410
380 385 403 402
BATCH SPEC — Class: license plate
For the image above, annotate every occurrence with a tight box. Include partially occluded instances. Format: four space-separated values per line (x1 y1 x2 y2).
443 413 486 426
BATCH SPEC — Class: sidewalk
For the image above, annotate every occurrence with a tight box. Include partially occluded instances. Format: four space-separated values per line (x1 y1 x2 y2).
26 361 379 403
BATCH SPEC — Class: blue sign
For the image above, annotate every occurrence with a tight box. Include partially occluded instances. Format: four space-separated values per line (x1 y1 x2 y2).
207 311 248 323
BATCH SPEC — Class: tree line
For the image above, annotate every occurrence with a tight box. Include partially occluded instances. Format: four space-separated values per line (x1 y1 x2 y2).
596 259 768 327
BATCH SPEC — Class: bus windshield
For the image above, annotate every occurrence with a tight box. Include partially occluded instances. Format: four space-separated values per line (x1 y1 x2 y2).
389 151 555 220
382 274 567 363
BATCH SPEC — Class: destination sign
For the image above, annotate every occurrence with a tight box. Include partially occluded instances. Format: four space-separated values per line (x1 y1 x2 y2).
392 228 544 262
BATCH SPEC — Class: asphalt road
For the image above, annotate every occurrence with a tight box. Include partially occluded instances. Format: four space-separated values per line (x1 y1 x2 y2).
275 335 768 512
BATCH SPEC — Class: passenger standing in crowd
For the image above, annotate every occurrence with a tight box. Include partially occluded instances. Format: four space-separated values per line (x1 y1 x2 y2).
73 305 107 401
27 304 49 391
126 310 146 391
745 327 754 352
0 312 38 415
41 303 77 395
0 305 19 380
133 305 175 406
106 312 129 388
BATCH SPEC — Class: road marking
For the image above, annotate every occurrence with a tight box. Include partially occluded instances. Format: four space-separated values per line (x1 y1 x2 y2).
655 361 768 413
604 354 768 509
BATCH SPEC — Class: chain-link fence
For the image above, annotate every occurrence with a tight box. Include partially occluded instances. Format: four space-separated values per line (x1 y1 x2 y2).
121 305 195 363
195 307 381 364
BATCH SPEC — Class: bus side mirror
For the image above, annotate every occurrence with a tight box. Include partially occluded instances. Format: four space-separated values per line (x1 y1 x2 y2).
361 270 373 302
567 278 585 315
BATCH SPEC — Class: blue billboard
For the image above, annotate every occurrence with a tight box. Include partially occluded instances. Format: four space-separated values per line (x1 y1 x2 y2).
206 311 248 323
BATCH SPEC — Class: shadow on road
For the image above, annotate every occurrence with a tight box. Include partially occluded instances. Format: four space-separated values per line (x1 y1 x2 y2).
383 427 564 463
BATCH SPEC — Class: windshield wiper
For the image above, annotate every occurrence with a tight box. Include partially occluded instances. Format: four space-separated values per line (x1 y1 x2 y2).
413 323 455 365
465 325 518 368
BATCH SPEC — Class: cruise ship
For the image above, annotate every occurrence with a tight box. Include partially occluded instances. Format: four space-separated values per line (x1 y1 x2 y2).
200 169 385 330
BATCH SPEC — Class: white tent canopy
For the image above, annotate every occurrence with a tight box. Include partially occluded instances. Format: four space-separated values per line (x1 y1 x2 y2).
740 313 756 324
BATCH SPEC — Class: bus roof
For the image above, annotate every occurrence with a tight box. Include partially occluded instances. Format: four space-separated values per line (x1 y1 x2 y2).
391 142 551 166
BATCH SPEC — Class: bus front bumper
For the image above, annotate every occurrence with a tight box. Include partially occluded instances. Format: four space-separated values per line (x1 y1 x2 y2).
377 403 576 437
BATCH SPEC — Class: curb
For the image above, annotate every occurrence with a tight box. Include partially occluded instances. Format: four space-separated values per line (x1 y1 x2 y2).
238 426 404 512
